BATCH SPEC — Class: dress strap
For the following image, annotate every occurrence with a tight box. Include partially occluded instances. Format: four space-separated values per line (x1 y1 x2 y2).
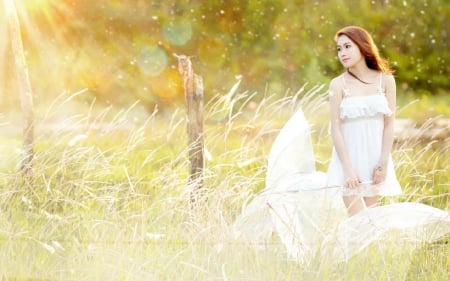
341 75 350 98
379 73 385 95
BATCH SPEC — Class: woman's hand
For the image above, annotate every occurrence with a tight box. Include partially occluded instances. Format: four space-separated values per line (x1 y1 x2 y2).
372 164 387 184
344 170 361 189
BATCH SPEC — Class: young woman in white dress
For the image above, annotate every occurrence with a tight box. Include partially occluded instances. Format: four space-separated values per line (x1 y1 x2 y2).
327 26 402 216
234 26 450 265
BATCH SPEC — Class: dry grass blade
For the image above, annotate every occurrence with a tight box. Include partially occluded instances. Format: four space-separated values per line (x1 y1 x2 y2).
0 85 448 280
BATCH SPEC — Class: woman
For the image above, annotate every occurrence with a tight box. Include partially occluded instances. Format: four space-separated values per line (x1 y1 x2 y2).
327 26 402 216
234 26 450 265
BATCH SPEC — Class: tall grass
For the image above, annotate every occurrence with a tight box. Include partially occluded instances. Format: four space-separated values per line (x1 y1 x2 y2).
0 84 448 280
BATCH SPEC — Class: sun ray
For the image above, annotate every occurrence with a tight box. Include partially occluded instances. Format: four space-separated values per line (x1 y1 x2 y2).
2 0 81 103
15 0 75 45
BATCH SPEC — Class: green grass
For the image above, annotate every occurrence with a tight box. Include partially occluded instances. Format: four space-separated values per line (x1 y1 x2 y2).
397 92 450 121
0 86 448 280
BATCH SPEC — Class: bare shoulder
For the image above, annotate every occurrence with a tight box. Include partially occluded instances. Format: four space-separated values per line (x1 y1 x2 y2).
382 73 396 105
383 73 396 87
330 74 345 87
329 74 345 98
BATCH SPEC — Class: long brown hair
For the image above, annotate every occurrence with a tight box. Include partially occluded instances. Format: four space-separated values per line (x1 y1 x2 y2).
335 26 394 74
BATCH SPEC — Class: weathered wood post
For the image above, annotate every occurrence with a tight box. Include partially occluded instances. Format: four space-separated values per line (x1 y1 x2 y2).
4 0 35 179
175 54 205 207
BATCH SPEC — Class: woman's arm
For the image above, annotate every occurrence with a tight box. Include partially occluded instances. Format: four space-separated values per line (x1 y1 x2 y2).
329 77 360 188
373 74 396 184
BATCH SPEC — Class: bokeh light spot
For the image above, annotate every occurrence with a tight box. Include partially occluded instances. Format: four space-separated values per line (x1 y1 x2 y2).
150 68 182 103
162 19 192 46
137 45 168 76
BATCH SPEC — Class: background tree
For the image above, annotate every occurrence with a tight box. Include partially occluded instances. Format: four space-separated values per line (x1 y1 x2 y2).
0 0 448 112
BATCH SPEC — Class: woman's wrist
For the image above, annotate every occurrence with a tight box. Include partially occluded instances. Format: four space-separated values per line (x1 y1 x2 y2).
375 162 387 172
343 166 354 176
379 159 388 167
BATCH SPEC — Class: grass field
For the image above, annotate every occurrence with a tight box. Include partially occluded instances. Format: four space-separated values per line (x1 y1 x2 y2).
0 84 448 280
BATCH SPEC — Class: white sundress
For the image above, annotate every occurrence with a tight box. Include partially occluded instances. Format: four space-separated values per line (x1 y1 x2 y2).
327 73 402 197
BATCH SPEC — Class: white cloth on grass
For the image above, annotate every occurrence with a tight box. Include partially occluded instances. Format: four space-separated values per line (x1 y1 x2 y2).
233 106 450 265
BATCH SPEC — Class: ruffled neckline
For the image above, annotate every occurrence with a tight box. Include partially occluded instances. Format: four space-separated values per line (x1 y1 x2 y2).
340 94 392 119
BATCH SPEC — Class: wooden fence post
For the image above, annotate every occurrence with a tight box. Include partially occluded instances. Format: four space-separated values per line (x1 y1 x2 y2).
175 54 205 207
4 0 35 179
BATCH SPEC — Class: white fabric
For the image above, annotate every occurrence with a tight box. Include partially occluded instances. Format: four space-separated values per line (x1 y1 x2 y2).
339 95 392 119
321 202 450 262
233 106 450 266
327 94 402 197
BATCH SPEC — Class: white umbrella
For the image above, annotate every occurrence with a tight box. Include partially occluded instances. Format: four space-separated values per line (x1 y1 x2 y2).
234 106 450 268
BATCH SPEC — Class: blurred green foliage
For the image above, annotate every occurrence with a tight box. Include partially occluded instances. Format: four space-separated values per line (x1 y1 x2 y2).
0 0 448 111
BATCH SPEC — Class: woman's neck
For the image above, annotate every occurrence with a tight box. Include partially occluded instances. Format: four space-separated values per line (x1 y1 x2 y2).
348 63 373 77
347 65 376 84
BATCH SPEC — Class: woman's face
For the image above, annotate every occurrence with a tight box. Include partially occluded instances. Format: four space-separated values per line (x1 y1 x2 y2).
336 35 364 68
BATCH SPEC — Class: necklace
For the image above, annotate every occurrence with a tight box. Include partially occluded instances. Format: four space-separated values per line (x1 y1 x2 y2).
347 69 372 84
